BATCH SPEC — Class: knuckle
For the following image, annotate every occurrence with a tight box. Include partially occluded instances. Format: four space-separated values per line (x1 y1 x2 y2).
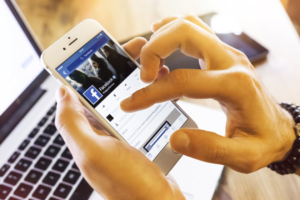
235 51 250 66
205 140 225 163
183 13 198 21
172 18 197 43
227 68 259 93
226 46 251 66
131 87 151 102
233 69 252 82
237 51 248 62
168 69 189 86
175 18 192 32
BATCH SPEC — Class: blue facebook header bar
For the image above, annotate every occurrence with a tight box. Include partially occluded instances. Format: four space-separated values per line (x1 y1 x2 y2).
56 31 110 78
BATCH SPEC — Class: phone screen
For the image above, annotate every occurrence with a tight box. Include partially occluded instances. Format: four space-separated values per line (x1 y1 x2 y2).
56 31 188 160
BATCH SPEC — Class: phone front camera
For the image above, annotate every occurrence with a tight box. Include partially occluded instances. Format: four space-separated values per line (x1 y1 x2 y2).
63 48 66 50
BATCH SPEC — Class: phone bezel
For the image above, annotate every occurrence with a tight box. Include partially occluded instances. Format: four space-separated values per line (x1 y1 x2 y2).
41 19 198 175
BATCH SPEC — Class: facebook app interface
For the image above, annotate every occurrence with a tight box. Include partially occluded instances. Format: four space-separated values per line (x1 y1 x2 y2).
56 32 188 160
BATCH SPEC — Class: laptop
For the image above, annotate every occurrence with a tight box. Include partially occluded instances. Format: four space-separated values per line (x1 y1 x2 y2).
0 1 105 199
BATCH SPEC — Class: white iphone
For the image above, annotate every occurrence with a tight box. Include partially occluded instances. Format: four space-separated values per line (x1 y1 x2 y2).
41 19 198 175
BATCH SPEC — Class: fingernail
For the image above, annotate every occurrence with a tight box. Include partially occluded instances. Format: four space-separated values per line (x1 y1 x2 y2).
151 22 159 32
171 131 190 153
120 96 132 109
150 23 155 32
57 86 66 100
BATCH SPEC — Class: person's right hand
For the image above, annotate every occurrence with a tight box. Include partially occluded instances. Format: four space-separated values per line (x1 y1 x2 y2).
121 14 296 173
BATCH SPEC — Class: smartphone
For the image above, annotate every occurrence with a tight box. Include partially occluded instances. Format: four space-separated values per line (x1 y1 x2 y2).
200 13 269 63
41 19 197 175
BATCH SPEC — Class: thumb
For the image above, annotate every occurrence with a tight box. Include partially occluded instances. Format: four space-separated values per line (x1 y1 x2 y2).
55 86 97 150
170 129 260 173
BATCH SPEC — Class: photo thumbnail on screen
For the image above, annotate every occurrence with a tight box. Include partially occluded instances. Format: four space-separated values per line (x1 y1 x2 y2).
57 32 137 107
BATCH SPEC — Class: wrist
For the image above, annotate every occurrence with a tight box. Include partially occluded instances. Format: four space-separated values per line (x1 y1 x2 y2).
268 103 300 175
276 107 296 161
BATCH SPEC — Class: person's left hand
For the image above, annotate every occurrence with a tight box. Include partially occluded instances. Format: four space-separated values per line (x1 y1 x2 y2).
55 38 185 200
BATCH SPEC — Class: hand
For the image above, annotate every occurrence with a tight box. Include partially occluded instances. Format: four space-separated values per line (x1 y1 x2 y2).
121 14 296 173
55 38 185 200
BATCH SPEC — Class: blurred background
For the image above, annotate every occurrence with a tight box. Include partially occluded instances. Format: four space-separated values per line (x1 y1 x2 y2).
15 0 300 49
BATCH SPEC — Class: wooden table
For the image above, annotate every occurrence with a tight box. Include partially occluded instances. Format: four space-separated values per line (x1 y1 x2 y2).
15 0 300 199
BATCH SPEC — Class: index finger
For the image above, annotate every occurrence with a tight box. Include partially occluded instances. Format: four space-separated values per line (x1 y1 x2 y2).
122 37 147 60
139 19 228 83
121 69 225 112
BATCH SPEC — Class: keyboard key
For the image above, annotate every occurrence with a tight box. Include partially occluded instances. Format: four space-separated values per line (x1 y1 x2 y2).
43 171 60 186
61 148 72 159
47 106 56 115
54 183 72 198
28 128 39 138
15 159 31 172
8 152 20 163
72 163 79 171
4 171 22 185
45 145 60 158
69 178 93 200
63 170 80 184
0 184 12 199
18 139 30 150
49 197 60 200
34 135 50 147
25 147 41 159
14 183 33 198
38 117 48 126
44 124 57 135
52 116 56 123
8 197 20 200
32 185 51 199
0 164 10 177
53 159 69 172
35 157 51 170
53 135 64 146
25 170 42 184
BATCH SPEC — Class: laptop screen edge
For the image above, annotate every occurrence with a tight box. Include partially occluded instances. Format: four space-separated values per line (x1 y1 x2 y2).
0 0 49 142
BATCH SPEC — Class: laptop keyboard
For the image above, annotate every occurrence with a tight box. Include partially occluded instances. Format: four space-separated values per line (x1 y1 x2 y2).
0 103 93 200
